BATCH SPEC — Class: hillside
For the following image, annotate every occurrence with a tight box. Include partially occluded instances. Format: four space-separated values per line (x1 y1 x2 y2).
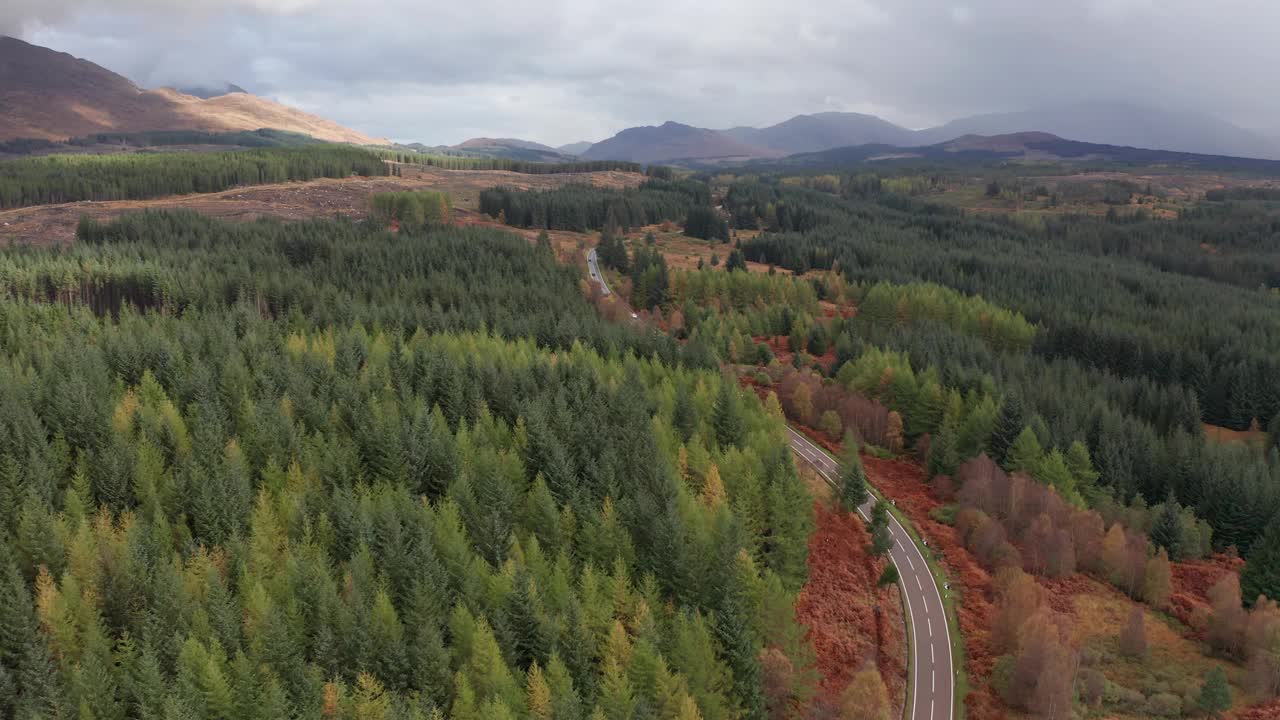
451 137 576 161
763 132 1280 173
725 112 918 154
557 141 594 156
581 121 779 163
0 36 384 145
916 101 1280 160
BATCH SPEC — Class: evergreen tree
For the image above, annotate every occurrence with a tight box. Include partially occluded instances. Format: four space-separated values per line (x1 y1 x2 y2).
990 394 1024 463
1197 666 1231 717
839 438 868 512
1004 426 1043 474
869 501 892 557
711 381 744 449
1151 494 1185 560
1243 515 1280 605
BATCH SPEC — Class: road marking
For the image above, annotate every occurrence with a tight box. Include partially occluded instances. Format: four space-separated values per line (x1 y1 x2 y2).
915 576 923 591
788 427 954 720
930 641 935 663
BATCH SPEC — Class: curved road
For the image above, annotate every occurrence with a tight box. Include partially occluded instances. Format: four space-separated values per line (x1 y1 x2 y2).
586 247 611 295
786 426 954 720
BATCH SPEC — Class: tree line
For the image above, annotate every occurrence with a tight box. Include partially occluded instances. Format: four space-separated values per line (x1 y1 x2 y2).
479 181 713 234
0 146 390 209
382 152 640 175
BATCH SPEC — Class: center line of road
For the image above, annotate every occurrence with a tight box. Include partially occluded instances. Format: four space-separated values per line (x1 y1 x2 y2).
915 576 923 591
927 618 933 637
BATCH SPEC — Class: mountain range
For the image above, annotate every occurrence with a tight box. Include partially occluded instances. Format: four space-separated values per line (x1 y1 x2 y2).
0 36 384 145
564 103 1280 164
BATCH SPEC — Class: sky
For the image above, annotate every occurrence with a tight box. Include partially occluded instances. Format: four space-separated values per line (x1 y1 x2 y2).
4 0 1279 147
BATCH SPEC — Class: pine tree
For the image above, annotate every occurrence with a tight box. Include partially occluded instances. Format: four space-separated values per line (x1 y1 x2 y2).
869 501 892 557
711 381 744 449
1150 494 1185 560
1197 666 1232 717
1243 515 1280 605
877 565 899 587
990 394 1024 463
1004 426 1043 474
839 438 868 512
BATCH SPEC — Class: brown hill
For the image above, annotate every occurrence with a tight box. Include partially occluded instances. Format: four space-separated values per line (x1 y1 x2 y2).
0 36 384 145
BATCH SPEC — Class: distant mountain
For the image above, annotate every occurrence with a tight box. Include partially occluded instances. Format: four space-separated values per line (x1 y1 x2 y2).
581 121 779 163
916 101 1280 160
0 36 385 145
171 83 248 99
557 141 594 156
452 137 575 161
724 112 917 154
766 132 1280 173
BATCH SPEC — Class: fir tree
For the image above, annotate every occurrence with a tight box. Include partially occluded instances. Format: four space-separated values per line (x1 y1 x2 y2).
839 438 868 512
1242 515 1280 605
1197 665 1231 717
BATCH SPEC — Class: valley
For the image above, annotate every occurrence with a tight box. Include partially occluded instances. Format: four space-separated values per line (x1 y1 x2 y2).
0 21 1279 720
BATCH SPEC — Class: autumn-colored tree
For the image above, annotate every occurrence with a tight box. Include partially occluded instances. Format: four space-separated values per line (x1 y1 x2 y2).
1101 524 1128 589
1118 607 1147 659
993 569 1044 654
840 665 891 720
1003 609 1075 716
702 464 726 510
1208 573 1247 659
792 383 815 427
759 647 798 720
1143 548 1173 610
884 411 904 454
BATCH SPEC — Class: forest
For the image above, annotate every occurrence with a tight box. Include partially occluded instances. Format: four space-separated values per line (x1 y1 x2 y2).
0 210 818 719
383 153 640 176
479 180 711 234
707 177 1280 561
0 146 389 209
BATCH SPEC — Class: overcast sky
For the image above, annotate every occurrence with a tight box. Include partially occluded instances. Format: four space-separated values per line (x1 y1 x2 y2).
5 0 1278 146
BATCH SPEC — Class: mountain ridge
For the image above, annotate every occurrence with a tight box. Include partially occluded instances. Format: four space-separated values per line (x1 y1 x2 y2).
578 104 1280 164
0 36 385 145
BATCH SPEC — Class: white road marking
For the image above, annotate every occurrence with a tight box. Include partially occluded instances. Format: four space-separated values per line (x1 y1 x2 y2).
916 576 923 591
788 427 954 720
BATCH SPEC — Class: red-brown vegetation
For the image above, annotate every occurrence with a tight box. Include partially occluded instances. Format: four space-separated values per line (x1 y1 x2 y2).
795 504 907 716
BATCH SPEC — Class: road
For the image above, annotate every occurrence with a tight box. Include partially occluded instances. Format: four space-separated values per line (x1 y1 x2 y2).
786 426 954 720
586 247 611 295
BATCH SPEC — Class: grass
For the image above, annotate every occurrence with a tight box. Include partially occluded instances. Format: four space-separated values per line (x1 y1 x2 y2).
795 429 969 720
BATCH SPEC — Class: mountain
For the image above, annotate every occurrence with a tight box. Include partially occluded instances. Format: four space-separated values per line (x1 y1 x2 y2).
581 121 779 163
766 132 1280 173
171 83 248 99
451 137 575 161
557 141 594 156
0 36 385 145
916 101 1280 160
724 112 917 154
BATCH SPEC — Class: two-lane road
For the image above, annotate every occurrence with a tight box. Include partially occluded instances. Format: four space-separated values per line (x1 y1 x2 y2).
586 247 611 295
786 426 954 720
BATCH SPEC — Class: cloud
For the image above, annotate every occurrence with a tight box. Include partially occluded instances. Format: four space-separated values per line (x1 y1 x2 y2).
8 0 1279 145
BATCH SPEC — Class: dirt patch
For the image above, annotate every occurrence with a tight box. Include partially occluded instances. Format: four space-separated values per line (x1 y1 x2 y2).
795 500 907 717
1203 422 1269 448
0 164 646 246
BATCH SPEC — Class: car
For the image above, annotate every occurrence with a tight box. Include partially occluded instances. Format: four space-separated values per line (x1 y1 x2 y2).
630 312 638 319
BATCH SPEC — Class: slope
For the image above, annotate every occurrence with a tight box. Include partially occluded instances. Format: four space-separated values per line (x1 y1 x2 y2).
0 36 384 145
581 121 779 163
